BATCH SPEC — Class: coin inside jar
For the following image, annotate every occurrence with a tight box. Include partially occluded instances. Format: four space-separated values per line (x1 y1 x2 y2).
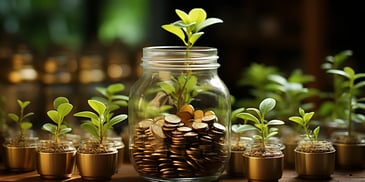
165 114 181 124
179 104 195 115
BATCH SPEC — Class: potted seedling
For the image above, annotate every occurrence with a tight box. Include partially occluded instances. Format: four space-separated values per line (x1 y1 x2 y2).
326 65 365 169
3 99 37 172
289 108 336 179
129 8 231 181
236 97 285 182
74 83 128 180
36 96 76 179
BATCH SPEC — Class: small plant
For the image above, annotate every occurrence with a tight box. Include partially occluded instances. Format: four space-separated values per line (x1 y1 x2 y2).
74 83 128 145
327 66 365 142
8 99 34 143
289 108 335 153
158 8 223 111
289 108 319 142
319 50 353 121
236 98 285 155
162 8 223 49
41 97 73 144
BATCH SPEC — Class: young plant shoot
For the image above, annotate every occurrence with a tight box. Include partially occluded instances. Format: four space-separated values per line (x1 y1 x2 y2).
236 98 285 152
42 97 73 143
74 84 128 144
8 100 34 142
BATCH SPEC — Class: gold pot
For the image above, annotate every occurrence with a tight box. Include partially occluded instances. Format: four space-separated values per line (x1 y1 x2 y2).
243 154 283 182
37 151 76 179
295 150 335 179
3 145 36 172
334 143 365 169
226 151 245 177
77 151 118 180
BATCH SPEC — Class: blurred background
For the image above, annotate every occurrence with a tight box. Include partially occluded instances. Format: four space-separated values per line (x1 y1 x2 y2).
0 0 364 134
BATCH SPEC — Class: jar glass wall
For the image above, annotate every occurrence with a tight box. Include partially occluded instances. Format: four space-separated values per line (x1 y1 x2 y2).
128 46 231 181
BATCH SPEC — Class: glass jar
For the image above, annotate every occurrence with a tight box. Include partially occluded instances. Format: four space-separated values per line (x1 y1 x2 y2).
128 46 231 181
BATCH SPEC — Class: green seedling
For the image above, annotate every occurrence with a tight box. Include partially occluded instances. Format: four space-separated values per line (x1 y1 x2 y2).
162 8 223 49
42 97 73 143
159 8 223 111
327 66 365 136
236 98 285 151
74 83 128 144
289 108 319 142
8 100 34 141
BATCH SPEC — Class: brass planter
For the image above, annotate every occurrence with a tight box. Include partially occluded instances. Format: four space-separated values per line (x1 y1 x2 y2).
3 145 36 172
37 151 76 179
77 151 118 180
226 151 245 177
333 142 365 169
243 154 283 182
294 150 335 179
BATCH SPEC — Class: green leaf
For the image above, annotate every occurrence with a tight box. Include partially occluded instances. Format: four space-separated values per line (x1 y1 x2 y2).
175 9 191 24
232 124 256 133
303 112 314 122
74 111 99 121
47 110 59 123
21 121 32 130
107 83 125 93
159 82 176 94
327 69 349 78
237 113 260 124
53 97 69 109
57 103 73 117
355 73 365 80
161 24 186 45
196 17 223 32
88 100 106 116
259 98 276 114
80 122 99 138
313 126 320 138
189 32 204 46
59 127 72 135
23 112 34 119
18 100 30 110
267 119 284 125
8 113 19 122
289 116 303 125
42 123 57 134
188 8 206 26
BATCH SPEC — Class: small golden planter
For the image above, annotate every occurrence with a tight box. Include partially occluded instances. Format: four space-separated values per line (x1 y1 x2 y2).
295 150 335 179
243 154 284 182
334 143 365 169
37 151 76 179
77 151 118 180
3 146 36 172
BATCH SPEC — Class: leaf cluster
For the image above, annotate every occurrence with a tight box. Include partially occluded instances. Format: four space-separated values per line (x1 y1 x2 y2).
326 66 365 135
319 50 352 120
74 84 128 144
42 97 73 143
235 98 285 149
159 74 210 110
289 108 319 142
8 100 34 137
162 8 223 48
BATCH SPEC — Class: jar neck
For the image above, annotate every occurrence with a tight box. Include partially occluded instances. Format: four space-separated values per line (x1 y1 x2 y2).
142 46 220 71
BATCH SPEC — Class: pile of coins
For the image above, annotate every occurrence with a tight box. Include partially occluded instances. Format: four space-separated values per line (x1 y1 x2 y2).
132 104 228 179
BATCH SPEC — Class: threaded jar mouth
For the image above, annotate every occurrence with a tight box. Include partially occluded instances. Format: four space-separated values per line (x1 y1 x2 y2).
142 46 220 70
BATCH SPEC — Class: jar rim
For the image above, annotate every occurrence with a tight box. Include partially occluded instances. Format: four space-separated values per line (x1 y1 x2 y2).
141 46 220 70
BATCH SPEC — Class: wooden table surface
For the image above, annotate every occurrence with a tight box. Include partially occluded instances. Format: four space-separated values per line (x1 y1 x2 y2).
1 163 365 182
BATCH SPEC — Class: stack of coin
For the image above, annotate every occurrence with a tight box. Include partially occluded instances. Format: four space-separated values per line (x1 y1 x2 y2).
132 110 228 179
